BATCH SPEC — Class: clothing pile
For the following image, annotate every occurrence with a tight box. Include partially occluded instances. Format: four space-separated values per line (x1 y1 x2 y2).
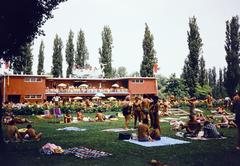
64 146 112 159
40 143 64 155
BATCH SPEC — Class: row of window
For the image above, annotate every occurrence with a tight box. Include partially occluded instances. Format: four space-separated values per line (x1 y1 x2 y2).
25 95 42 99
132 79 144 83
24 77 42 82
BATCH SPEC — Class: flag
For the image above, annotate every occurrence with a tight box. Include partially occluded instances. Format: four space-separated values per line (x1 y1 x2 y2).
153 63 159 74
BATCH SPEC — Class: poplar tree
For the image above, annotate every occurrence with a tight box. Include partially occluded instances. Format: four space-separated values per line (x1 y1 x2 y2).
199 56 206 87
224 16 240 97
37 40 44 75
51 34 63 78
65 30 74 77
117 66 127 77
75 29 89 68
140 23 157 77
99 26 113 78
182 17 203 96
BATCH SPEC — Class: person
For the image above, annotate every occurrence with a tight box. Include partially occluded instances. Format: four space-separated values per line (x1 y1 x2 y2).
122 96 132 129
95 110 105 122
206 93 213 109
184 114 201 137
196 113 206 123
25 124 42 141
188 97 197 114
138 119 152 142
6 120 22 142
216 115 229 128
133 96 142 128
150 96 161 130
150 128 161 140
232 91 240 150
141 95 152 125
203 121 222 138
64 111 72 123
77 110 84 121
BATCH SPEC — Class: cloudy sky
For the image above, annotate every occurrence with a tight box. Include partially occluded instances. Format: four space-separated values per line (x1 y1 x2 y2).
32 0 240 77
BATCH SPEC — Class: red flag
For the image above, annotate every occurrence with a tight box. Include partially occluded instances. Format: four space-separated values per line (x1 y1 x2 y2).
153 63 158 73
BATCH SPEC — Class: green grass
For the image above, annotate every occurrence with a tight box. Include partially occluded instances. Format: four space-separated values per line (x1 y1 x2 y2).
1 112 240 166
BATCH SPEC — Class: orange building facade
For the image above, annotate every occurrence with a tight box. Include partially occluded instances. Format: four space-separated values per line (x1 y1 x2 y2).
0 75 158 103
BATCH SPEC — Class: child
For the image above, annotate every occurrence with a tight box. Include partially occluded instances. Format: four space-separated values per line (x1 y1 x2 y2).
25 124 42 141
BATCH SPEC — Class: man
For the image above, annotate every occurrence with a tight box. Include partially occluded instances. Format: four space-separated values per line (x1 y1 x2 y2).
133 96 142 128
25 124 42 141
6 120 22 142
122 96 132 129
138 119 151 142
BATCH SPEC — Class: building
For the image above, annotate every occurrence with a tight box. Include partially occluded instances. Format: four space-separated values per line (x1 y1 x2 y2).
0 74 158 103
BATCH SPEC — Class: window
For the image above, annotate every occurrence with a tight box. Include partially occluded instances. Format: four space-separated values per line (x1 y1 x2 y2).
24 77 42 82
132 79 144 83
25 95 42 99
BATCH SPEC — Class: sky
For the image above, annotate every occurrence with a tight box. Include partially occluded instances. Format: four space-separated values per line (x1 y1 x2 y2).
32 0 240 78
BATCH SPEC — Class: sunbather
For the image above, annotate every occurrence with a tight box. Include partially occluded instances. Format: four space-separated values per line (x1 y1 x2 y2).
64 111 72 123
77 110 84 121
6 120 22 142
150 128 161 140
184 114 201 137
96 111 106 122
25 124 42 141
138 119 152 142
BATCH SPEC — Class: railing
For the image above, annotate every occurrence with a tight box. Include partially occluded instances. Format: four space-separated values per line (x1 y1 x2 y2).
45 88 129 95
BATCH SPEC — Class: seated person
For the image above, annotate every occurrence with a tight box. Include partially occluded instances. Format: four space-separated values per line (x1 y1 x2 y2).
184 114 201 137
196 113 206 123
6 120 22 142
64 111 72 123
203 121 222 138
25 124 42 141
216 115 237 128
216 107 230 115
96 111 106 122
77 110 84 121
150 128 161 140
138 119 152 142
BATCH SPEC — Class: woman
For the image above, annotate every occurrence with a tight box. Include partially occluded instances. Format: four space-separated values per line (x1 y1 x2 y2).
133 97 142 128
122 96 132 129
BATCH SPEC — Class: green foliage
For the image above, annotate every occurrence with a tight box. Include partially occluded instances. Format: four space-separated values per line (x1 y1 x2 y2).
37 40 45 75
164 74 189 99
99 26 113 78
130 71 140 77
194 84 212 100
224 16 240 97
140 23 157 77
199 56 206 86
11 42 33 74
182 17 203 97
75 29 89 68
117 66 127 77
51 34 63 78
65 30 75 78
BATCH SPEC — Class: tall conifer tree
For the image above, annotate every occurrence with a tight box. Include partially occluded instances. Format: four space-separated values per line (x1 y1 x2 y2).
199 56 206 87
51 34 63 78
99 26 113 78
37 40 44 75
65 30 74 77
140 23 157 77
224 16 240 97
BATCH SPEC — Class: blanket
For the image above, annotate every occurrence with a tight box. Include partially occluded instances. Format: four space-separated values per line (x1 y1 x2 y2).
102 128 136 132
64 146 112 159
57 127 86 131
124 137 190 147
176 131 227 140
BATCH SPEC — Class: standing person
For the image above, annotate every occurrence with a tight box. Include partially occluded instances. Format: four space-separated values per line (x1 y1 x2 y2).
141 95 152 126
207 93 213 109
122 96 132 129
133 96 142 128
150 96 160 130
232 91 240 150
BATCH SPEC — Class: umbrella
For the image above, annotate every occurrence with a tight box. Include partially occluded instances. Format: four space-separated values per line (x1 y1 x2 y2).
95 92 105 97
57 83 67 88
92 96 100 100
79 84 88 88
108 97 116 101
112 83 119 88
73 96 83 100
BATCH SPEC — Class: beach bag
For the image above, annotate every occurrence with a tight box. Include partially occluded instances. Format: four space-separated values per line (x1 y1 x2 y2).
118 133 132 140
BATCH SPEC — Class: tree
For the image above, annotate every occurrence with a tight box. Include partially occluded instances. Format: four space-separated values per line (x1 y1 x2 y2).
117 66 127 77
140 23 157 77
182 17 203 97
51 34 63 78
37 40 45 75
0 0 66 152
111 68 117 78
65 30 74 77
0 0 67 62
216 68 225 98
130 71 140 77
99 26 113 78
11 42 33 74
164 74 189 99
211 67 218 97
75 29 89 68
199 56 206 87
224 16 240 97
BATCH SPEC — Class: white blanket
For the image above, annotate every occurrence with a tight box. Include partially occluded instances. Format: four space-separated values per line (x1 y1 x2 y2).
102 128 136 132
57 127 86 131
124 137 190 147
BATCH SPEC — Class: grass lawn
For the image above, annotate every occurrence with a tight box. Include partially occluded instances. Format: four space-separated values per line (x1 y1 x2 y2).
1 111 240 166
